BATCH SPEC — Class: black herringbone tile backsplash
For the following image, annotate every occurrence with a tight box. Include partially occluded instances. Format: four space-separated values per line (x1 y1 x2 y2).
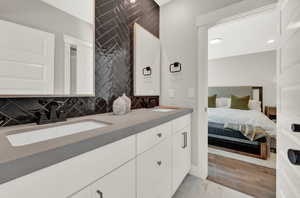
0 0 159 127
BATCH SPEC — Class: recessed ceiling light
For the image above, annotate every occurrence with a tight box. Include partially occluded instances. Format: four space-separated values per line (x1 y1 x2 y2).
130 0 136 3
267 39 275 44
210 38 223 45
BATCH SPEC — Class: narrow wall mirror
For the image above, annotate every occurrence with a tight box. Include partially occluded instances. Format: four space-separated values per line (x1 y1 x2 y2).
134 23 161 96
0 0 95 97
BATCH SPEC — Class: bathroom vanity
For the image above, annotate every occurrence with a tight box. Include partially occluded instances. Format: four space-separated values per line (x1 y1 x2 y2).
0 1 188 197
0 108 192 198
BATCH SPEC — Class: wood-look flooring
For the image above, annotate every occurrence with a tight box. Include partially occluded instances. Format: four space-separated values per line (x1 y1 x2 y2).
208 153 276 198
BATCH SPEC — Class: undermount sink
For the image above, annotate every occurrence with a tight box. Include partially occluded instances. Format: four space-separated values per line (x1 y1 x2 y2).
6 120 109 147
152 108 175 113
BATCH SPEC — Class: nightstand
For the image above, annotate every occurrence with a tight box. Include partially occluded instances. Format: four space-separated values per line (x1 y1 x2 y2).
265 106 277 121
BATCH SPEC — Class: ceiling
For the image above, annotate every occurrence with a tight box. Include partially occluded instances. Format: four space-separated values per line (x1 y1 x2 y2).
40 0 93 24
208 9 278 60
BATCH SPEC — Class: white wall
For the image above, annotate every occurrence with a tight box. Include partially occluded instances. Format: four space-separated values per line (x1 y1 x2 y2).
160 0 242 170
208 51 277 107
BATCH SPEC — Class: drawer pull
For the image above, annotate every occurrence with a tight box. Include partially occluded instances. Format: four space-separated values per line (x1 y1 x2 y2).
157 133 162 138
157 161 162 166
182 132 188 149
96 190 103 198
291 124 300 132
288 149 300 165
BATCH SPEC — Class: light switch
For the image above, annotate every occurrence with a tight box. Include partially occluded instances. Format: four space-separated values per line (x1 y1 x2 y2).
168 89 175 98
188 88 195 98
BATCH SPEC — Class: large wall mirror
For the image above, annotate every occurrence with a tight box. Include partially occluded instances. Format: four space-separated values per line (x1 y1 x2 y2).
0 0 94 96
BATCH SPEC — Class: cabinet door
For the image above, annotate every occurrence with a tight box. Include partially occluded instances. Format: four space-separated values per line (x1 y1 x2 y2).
91 160 135 198
172 125 191 194
137 138 172 198
70 187 92 198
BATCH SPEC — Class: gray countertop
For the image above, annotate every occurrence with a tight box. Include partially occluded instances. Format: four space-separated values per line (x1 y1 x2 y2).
0 108 193 185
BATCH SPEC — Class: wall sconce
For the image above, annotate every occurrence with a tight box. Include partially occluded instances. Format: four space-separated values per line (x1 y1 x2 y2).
170 62 182 73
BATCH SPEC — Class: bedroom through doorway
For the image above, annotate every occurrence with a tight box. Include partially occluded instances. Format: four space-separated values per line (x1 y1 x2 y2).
206 6 277 198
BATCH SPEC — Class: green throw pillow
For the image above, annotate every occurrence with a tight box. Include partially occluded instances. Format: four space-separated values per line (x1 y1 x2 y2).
230 95 250 110
208 95 217 108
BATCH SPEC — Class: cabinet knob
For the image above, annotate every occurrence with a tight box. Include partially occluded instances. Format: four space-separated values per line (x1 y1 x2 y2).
157 161 162 166
96 190 103 198
157 133 162 138
291 124 300 132
288 149 300 165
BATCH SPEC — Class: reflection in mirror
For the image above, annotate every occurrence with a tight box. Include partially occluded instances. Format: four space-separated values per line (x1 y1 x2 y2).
64 35 94 96
0 0 94 96
70 46 78 95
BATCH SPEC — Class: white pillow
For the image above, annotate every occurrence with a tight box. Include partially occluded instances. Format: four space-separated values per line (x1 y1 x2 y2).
216 98 261 111
216 97 231 108
248 100 262 111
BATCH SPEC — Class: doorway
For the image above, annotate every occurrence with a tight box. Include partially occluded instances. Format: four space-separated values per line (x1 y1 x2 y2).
196 1 279 198
206 9 277 197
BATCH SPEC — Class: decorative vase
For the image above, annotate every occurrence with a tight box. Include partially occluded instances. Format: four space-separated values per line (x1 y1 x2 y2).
122 93 131 113
113 97 127 115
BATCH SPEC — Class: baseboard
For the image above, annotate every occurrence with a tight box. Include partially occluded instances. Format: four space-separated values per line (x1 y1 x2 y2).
189 165 202 178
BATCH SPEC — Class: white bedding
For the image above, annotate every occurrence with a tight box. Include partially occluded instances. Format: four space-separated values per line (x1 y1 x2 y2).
208 108 277 136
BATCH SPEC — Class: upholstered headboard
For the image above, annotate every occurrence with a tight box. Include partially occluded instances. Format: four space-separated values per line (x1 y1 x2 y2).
208 86 263 110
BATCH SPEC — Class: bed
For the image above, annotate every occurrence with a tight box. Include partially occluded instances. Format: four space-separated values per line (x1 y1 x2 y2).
208 86 277 159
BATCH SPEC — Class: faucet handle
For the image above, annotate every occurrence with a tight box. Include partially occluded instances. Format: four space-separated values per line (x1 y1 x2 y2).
58 109 67 121
35 110 49 125
49 104 59 121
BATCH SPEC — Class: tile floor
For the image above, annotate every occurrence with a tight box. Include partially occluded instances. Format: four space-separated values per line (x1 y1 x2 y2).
173 175 253 198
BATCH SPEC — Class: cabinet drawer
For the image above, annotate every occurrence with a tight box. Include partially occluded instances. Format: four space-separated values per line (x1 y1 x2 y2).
172 114 191 133
91 160 135 198
0 136 135 198
70 187 92 198
137 122 172 154
137 138 172 198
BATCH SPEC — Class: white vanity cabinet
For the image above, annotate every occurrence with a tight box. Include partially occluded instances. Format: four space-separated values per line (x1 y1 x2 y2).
172 125 191 194
0 136 136 198
137 138 172 198
172 115 192 194
90 160 135 198
70 188 92 198
0 114 192 198
70 161 135 198
137 122 172 154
